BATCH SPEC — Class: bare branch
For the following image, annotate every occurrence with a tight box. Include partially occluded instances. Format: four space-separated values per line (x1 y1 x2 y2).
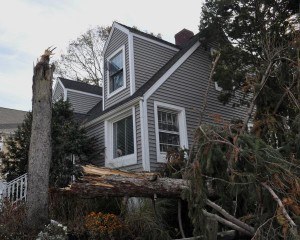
261 182 297 228
199 51 221 124
241 60 274 133
178 199 186 238
205 199 255 234
202 209 253 236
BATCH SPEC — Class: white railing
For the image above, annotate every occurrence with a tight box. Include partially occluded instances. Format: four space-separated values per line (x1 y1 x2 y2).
1 173 28 204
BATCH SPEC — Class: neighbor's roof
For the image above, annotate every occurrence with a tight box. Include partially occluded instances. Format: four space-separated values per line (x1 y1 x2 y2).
59 77 102 96
0 107 27 132
84 32 201 123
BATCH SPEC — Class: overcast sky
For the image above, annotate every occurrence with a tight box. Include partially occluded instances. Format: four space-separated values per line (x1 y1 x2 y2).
0 0 203 111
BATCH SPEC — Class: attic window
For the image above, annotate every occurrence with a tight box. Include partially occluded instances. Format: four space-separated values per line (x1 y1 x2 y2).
107 45 126 97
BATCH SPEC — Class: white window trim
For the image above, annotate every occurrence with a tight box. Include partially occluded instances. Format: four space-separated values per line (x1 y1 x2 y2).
107 45 127 99
215 82 223 91
105 107 137 168
154 101 188 163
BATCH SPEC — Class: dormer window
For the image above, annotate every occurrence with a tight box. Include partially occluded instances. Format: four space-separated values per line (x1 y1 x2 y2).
107 45 126 97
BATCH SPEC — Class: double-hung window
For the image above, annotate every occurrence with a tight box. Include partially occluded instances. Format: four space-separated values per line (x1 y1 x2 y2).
157 109 180 152
154 102 188 162
107 46 126 97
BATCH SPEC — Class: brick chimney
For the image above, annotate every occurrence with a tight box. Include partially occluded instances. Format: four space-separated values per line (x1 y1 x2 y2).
175 29 194 46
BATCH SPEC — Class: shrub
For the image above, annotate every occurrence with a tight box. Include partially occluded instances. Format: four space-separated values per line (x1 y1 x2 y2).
0 201 36 240
84 212 128 239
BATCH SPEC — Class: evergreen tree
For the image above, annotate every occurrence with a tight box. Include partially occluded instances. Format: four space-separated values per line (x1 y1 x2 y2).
199 0 299 147
1 99 95 187
177 1 300 238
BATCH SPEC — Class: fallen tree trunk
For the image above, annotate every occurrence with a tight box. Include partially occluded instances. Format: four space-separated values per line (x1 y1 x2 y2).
53 165 256 237
55 165 189 198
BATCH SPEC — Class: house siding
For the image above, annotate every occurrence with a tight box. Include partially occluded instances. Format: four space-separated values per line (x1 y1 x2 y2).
147 46 248 171
85 121 105 166
104 28 130 109
53 82 64 102
133 36 177 90
67 91 101 114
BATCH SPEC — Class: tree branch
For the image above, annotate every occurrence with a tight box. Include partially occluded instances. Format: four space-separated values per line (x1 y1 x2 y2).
241 60 273 133
202 210 253 236
205 199 255 234
261 182 297 228
178 199 186 238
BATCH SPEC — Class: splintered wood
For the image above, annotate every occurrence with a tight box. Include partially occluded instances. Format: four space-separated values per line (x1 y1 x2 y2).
55 165 188 198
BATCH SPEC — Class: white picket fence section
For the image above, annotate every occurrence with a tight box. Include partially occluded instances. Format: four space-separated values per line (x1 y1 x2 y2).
0 173 28 205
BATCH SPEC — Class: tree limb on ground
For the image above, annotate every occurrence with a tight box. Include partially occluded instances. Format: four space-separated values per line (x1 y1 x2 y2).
54 165 189 198
53 165 256 236
202 210 253 236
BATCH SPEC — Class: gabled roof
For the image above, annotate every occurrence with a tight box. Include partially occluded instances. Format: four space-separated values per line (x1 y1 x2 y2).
116 22 180 50
84 33 201 124
59 77 102 96
85 101 103 123
0 107 27 131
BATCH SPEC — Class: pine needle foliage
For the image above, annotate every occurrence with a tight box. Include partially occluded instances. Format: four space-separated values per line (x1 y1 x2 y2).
184 122 300 239
1 99 95 187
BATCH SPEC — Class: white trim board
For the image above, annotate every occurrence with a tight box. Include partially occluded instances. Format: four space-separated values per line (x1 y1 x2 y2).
56 78 67 101
128 33 135 95
139 99 150 171
66 88 102 98
52 78 59 94
83 97 141 127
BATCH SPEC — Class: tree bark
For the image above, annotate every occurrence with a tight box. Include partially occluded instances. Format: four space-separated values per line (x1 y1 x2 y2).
26 50 55 229
54 165 256 236
55 165 189 198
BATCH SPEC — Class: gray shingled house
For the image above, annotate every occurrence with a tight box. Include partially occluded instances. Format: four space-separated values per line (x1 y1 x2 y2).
53 22 248 172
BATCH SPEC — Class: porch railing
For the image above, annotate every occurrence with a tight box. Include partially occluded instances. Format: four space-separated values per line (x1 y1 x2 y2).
0 173 28 204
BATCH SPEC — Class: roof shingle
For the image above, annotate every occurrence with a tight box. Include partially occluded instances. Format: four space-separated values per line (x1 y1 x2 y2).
59 78 102 95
